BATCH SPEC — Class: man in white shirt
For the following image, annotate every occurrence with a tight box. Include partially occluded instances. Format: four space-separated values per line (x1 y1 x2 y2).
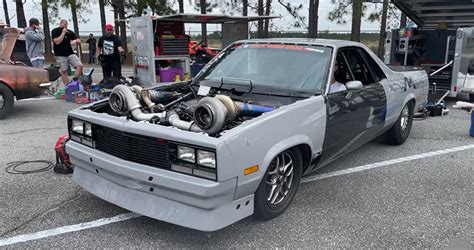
329 63 347 93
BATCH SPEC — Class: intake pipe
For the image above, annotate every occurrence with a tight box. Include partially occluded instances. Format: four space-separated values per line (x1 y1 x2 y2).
109 85 165 121
141 90 181 112
167 110 203 132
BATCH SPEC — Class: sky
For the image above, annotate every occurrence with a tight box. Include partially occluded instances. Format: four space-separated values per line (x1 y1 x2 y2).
1 0 388 35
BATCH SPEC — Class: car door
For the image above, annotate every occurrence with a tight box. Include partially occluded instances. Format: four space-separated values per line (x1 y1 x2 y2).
320 47 387 166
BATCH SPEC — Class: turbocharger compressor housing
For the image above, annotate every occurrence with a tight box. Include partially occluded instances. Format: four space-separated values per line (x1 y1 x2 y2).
194 97 227 134
109 89 129 115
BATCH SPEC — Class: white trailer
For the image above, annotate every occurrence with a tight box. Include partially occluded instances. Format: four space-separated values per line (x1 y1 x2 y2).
384 0 474 101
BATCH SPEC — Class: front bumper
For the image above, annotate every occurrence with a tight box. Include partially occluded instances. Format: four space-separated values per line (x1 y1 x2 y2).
67 141 254 231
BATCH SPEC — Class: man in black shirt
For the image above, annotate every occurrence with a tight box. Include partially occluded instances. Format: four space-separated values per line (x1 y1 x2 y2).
51 19 83 87
97 24 124 79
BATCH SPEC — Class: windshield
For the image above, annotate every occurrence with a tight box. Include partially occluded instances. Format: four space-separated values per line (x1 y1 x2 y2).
198 43 332 94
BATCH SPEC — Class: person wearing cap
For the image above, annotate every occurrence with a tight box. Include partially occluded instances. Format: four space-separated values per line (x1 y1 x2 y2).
25 18 45 68
51 19 83 87
97 24 125 79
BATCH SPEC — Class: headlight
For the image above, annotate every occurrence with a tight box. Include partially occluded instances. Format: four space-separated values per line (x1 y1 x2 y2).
68 118 94 148
84 123 92 137
72 120 84 134
177 145 195 163
196 150 216 168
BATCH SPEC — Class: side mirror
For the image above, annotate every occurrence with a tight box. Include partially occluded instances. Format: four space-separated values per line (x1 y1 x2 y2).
346 80 363 90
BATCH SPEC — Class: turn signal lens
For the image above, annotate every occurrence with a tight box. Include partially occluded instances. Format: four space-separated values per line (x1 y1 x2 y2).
244 165 259 175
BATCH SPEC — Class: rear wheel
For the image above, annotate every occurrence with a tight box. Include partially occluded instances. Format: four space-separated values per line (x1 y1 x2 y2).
384 101 414 145
469 94 474 102
0 83 14 119
254 148 302 220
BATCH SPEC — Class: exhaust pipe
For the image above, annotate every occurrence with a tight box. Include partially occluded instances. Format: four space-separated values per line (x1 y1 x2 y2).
109 85 165 121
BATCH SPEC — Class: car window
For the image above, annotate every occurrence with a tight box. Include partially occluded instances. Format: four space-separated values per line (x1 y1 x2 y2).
199 44 333 94
358 48 386 81
334 52 353 83
342 49 376 85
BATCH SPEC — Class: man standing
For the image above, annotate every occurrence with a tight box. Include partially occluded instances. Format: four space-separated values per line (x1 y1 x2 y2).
51 19 83 87
85 34 96 64
24 18 45 68
97 24 124 79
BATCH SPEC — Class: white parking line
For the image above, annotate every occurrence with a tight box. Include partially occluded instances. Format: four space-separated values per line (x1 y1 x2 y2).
0 213 141 246
1 143 473 246
301 144 474 183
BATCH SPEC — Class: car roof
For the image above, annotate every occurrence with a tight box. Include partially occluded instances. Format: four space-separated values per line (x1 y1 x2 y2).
234 38 364 49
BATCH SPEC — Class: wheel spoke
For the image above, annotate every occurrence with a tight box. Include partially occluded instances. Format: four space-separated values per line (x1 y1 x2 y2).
267 184 278 202
269 158 279 175
283 159 293 172
278 154 285 172
269 185 281 204
285 166 293 177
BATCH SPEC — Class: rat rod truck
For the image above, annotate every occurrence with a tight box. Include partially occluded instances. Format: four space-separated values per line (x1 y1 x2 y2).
0 27 60 119
66 39 428 231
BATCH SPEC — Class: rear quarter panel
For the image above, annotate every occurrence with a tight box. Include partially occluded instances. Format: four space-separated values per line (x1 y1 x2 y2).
0 64 49 99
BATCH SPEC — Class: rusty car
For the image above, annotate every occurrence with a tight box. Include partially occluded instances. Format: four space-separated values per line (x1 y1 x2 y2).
0 27 60 119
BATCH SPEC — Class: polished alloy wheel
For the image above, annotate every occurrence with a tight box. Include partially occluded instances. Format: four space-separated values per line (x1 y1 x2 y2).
400 104 409 131
265 152 295 206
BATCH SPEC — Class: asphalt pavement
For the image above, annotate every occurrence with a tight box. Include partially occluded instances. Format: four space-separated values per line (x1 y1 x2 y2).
0 94 472 248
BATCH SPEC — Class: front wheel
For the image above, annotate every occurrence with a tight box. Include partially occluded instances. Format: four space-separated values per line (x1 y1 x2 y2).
0 83 14 119
383 101 414 145
254 148 303 220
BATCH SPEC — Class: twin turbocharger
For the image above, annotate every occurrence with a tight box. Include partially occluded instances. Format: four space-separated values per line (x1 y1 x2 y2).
109 85 273 135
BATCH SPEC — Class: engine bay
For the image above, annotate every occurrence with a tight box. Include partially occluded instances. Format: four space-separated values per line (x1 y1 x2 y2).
87 82 306 137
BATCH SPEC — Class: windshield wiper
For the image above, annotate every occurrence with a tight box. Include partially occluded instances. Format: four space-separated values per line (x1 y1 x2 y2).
250 85 320 98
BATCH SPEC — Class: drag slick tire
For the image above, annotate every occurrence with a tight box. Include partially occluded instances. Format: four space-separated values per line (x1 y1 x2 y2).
384 101 414 145
0 83 14 119
254 148 302 220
